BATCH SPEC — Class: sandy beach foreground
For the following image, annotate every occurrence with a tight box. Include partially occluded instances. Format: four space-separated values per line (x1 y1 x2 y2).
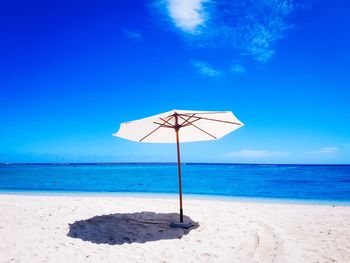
0 195 349 263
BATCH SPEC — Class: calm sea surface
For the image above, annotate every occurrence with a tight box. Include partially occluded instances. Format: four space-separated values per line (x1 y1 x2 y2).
0 163 349 203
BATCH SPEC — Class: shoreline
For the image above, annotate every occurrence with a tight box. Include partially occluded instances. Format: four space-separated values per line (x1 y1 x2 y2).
1 190 350 207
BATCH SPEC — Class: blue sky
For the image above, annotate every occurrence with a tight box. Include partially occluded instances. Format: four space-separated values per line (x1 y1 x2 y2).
0 0 349 164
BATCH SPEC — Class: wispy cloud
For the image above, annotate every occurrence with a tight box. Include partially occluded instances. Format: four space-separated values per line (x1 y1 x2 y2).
230 63 246 74
162 0 210 34
200 0 295 62
228 149 289 158
308 147 340 154
154 0 307 63
122 29 143 40
191 60 221 77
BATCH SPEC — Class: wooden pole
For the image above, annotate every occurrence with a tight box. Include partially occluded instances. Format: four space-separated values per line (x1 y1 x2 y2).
175 115 183 223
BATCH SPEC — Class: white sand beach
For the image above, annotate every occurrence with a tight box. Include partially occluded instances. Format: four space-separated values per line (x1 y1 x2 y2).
0 194 350 263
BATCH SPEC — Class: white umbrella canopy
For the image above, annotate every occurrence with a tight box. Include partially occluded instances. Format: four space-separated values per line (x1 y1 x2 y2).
113 109 244 228
113 109 244 143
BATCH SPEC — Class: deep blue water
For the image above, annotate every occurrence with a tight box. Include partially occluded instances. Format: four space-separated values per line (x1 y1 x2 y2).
0 163 350 202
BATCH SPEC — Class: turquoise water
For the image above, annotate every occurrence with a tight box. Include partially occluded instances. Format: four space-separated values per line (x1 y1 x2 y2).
0 163 349 202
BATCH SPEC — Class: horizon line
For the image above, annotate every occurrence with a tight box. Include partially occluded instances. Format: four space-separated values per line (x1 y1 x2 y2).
1 162 349 166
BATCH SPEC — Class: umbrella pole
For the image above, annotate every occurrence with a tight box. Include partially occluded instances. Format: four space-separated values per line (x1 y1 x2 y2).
175 128 183 223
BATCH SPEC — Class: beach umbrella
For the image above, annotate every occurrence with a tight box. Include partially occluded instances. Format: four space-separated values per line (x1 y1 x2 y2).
113 110 244 227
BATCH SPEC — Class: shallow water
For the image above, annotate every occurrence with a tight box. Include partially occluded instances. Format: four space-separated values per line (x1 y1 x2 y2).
0 163 349 202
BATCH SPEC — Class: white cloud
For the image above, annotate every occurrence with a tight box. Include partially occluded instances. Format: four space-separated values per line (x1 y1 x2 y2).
228 149 289 158
310 147 340 154
191 60 221 77
154 0 305 63
165 0 209 34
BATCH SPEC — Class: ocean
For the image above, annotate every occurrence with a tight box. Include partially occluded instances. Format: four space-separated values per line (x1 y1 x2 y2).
0 163 349 203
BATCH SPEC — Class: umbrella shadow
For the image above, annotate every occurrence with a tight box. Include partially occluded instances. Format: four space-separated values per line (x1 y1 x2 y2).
67 211 199 245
